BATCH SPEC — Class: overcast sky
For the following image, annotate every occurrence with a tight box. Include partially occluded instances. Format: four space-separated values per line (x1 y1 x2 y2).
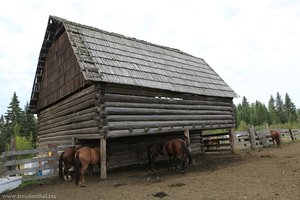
0 0 300 115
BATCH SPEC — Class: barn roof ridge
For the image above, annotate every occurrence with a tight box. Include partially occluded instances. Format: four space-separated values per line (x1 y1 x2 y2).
50 15 197 59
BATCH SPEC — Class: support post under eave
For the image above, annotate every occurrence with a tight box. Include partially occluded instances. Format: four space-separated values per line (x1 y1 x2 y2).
100 136 107 180
229 129 235 153
184 129 191 152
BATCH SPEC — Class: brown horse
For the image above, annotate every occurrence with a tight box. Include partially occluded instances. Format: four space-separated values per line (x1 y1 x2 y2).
148 137 193 174
270 130 281 148
75 146 109 187
59 147 77 181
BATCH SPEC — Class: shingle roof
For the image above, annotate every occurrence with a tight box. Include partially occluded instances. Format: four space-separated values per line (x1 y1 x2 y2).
32 15 236 102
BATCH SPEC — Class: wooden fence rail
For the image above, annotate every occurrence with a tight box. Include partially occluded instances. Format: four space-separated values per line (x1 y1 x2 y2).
0 146 68 182
234 128 300 150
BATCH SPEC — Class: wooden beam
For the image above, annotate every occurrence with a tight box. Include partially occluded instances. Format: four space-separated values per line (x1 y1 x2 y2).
100 137 107 180
229 129 235 153
248 125 256 150
184 129 191 152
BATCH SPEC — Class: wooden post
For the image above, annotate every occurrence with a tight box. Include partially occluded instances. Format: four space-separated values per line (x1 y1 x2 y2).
228 129 235 153
248 125 256 150
184 129 191 152
10 138 16 172
100 137 107 180
253 128 267 148
199 131 205 153
288 129 295 141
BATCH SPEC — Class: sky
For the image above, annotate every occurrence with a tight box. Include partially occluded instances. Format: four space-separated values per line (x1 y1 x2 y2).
0 0 300 115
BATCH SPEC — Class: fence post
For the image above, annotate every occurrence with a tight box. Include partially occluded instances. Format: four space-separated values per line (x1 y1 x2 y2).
289 129 295 141
248 125 256 150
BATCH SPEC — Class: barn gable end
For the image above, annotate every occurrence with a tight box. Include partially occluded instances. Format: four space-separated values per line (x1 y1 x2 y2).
29 15 237 169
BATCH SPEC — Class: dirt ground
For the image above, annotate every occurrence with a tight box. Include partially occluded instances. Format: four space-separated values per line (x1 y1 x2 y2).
4 142 300 200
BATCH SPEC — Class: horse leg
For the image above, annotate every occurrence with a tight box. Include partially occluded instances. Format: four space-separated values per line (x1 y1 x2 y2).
88 164 93 178
167 157 173 171
180 154 187 174
80 164 88 187
64 165 71 181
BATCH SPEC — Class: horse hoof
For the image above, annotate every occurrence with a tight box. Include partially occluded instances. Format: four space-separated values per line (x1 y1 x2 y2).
80 183 87 187
67 175 72 182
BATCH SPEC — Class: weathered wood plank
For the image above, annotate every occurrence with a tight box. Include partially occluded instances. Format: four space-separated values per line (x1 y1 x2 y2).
39 120 97 135
106 114 232 122
39 107 97 129
37 127 99 138
104 102 233 111
105 107 232 115
107 124 234 138
107 120 233 130
4 156 59 167
1 147 65 158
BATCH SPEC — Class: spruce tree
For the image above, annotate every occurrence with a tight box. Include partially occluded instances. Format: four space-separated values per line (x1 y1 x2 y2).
284 93 297 123
237 96 251 125
1 92 24 151
22 102 37 144
275 92 287 123
268 95 277 124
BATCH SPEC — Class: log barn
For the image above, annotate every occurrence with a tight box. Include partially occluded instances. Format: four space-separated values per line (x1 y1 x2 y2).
29 16 237 178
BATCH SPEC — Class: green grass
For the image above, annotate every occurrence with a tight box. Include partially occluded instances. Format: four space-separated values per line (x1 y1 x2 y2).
20 177 57 188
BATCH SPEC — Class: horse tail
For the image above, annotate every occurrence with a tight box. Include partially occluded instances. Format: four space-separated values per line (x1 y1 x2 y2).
58 152 64 180
75 151 80 185
181 141 193 164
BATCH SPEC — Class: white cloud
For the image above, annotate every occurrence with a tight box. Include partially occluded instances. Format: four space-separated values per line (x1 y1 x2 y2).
0 0 300 114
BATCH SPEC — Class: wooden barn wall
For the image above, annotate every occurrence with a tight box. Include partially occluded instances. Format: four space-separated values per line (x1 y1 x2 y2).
37 31 86 111
103 83 235 138
37 85 99 148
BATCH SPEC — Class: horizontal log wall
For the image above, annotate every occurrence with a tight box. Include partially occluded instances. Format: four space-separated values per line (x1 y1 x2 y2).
37 85 99 148
104 84 235 138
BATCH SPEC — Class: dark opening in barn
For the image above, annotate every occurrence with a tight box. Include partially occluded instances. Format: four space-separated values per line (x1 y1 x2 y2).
29 15 237 179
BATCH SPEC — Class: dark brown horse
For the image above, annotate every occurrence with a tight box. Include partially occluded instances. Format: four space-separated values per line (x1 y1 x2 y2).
148 137 193 174
75 146 109 187
59 147 77 181
270 130 281 148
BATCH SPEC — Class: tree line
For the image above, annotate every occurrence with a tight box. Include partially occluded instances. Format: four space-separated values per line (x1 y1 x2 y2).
0 92 37 153
235 92 300 129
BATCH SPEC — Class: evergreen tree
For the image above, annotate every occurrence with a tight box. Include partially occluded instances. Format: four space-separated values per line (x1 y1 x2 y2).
1 93 24 151
268 95 277 124
284 93 297 123
237 96 251 125
0 92 38 152
275 92 287 123
0 115 6 152
22 102 37 144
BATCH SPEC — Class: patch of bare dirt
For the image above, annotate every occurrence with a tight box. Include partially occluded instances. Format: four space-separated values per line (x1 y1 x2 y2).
4 142 300 200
